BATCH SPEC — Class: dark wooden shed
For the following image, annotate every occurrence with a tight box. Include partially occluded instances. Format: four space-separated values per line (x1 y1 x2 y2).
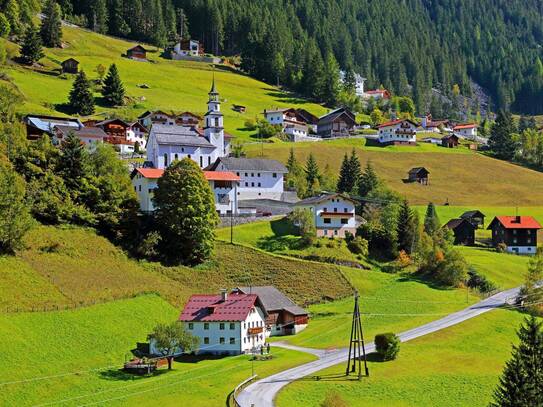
127 45 148 60
441 134 459 148
407 167 429 185
460 210 486 228
61 58 79 74
443 218 476 246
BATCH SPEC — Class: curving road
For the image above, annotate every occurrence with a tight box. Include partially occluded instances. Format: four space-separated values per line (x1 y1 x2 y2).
237 286 522 407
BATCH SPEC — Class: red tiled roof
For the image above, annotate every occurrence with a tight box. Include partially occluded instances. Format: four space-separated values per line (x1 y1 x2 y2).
134 168 164 179
491 216 542 230
454 123 477 130
179 293 259 322
366 90 386 94
378 119 418 129
203 171 240 181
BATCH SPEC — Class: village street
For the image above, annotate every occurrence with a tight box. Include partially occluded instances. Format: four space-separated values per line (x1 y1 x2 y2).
236 285 524 407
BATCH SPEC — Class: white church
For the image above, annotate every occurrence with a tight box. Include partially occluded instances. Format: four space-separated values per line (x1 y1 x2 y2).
146 79 230 169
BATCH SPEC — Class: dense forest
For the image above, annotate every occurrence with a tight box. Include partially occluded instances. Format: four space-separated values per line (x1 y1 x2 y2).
2 0 543 114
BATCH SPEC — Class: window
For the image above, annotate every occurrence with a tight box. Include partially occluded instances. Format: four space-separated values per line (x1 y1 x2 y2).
324 207 327 212
276 326 281 331
513 230 517 235
229 323 235 330
204 337 209 344
513 238 518 244
258 182 261 187
236 172 240 176
323 218 331 224
214 118 219 126
251 182 255 187
272 173 277 178
334 230 338 236
344 208 348 212
251 173 254 177
208 157 211 165
181 147 185 152
219 337 225 344
219 323 225 330
527 230 532 235
243 337 246 343
133 186 136 192
174 153 179 161
148 188 154 194
229 338 235 344
138 185 141 192
163 153 168 167
188 323 193 330
200 156 203 167
341 218 348 224
204 323 209 330
245 173 248 177
334 208 337 213
245 182 248 187
257 173 261 177
243 322 246 329
187 154 191 159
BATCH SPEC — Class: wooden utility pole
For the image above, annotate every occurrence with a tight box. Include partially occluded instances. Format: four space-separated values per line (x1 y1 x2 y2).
345 291 369 379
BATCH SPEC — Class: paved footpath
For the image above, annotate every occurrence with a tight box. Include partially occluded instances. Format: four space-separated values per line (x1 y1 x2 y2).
237 285 522 407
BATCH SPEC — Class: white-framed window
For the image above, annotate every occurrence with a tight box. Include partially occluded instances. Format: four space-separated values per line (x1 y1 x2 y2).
204 323 209 330
204 337 209 344
229 323 235 330
188 323 193 330
229 337 235 344
219 337 225 344
219 323 225 330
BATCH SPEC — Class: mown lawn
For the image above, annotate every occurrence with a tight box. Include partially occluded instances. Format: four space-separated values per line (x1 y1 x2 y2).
277 309 532 407
0 295 316 407
1 25 326 142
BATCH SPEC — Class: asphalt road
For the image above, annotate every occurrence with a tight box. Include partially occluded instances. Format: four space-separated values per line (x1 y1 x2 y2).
237 285 522 407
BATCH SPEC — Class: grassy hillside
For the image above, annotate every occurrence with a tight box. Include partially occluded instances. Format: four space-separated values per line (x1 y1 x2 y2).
277 309 532 407
246 139 543 206
1 225 351 312
0 24 326 141
0 295 315 406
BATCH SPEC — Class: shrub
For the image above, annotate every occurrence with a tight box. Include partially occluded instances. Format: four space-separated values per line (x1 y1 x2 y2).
374 333 400 361
288 208 316 246
496 242 507 253
467 268 497 293
244 118 257 130
321 391 349 407
347 236 369 256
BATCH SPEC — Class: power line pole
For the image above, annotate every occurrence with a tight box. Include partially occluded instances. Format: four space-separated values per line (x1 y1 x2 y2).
345 291 369 379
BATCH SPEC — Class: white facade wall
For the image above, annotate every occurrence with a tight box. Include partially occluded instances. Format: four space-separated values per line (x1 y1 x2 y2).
299 197 356 238
209 180 238 215
284 126 308 139
265 112 285 126
217 163 285 200
126 128 147 150
455 127 477 138
378 122 417 144
147 135 219 169
506 246 537 255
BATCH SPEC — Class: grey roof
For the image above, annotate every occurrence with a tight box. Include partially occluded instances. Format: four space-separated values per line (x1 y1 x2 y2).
296 193 356 206
236 286 307 315
55 125 107 138
444 218 475 231
408 167 429 175
211 157 287 173
460 210 485 219
25 115 82 134
152 124 214 148
318 107 356 125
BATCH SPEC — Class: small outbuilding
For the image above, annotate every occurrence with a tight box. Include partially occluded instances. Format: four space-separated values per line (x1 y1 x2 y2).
407 167 429 185
127 45 148 60
232 104 246 113
443 218 476 246
460 210 486 229
61 58 79 74
441 134 459 148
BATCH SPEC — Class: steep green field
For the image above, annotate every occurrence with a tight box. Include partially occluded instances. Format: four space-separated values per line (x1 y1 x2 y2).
246 140 543 206
0 25 326 141
0 295 315 407
277 309 532 407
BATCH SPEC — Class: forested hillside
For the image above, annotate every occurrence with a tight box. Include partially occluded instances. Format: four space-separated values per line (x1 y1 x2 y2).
2 0 543 114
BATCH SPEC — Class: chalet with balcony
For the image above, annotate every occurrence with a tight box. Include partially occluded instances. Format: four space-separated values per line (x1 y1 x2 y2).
378 119 417 145
317 108 357 138
295 193 357 238
487 216 542 255
95 118 135 154
443 218 476 246
138 111 176 128
263 107 310 141
235 286 308 336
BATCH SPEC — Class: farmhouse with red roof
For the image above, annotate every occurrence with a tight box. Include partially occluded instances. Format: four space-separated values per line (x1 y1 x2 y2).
487 216 542 255
377 119 418 146
453 123 478 139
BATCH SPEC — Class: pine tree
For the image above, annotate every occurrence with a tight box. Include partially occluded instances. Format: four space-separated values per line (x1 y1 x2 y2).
397 199 418 254
348 149 361 191
20 24 44 65
491 317 543 407
358 161 379 197
305 153 320 196
90 0 108 34
343 68 356 94
286 148 301 176
40 0 63 48
322 52 341 106
336 153 351 193
107 0 130 37
489 110 517 160
423 202 440 235
68 70 95 115
101 64 125 106
58 131 88 192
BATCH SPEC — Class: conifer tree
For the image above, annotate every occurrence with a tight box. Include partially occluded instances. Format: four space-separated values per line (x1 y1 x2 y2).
358 161 379 197
348 149 361 191
397 199 419 254
69 70 95 115
337 153 351 193
58 131 88 191
491 317 543 407
20 24 44 65
101 63 125 106
40 0 63 48
489 110 518 160
305 153 320 196
322 51 341 106
423 202 440 235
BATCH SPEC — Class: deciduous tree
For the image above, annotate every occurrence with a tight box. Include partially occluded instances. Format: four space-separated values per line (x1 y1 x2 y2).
147 322 199 370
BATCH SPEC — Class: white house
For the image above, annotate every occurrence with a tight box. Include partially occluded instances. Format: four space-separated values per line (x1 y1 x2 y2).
146 80 230 169
295 193 357 238
362 89 391 100
173 39 202 57
127 121 148 151
263 108 310 141
377 119 418 145
158 290 267 356
138 111 176 128
207 157 288 201
453 123 478 139
130 167 239 215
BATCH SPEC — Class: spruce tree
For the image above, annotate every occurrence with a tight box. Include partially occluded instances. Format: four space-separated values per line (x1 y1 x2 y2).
322 52 341 106
489 110 518 160
423 202 440 235
305 153 320 196
397 199 418 254
348 149 361 191
40 0 63 48
20 24 44 65
337 153 351 193
101 63 125 106
69 70 95 115
358 161 379 197
491 317 543 407
58 131 88 192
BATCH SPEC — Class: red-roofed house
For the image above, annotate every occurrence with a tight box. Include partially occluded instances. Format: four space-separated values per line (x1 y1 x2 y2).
453 123 478 139
377 119 418 145
487 216 542 254
156 290 267 355
130 167 240 215
363 89 391 100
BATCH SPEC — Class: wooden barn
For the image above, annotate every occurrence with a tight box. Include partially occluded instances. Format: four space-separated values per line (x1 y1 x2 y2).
407 167 429 184
127 45 148 60
441 134 459 148
443 218 476 246
61 58 79 74
460 210 486 228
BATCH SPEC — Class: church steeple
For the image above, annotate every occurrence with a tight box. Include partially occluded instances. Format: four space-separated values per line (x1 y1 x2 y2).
204 77 224 156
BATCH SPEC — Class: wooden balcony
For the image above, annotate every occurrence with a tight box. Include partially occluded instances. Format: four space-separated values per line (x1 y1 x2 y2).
247 327 263 335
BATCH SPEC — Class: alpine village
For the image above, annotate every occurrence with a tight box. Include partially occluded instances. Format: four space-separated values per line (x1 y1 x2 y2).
1 1 543 406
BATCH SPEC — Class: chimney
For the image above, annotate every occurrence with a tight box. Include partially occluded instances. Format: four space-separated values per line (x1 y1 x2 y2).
220 288 227 302
515 215 521 224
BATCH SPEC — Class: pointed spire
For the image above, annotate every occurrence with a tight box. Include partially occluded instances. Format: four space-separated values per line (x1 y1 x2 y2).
209 66 218 94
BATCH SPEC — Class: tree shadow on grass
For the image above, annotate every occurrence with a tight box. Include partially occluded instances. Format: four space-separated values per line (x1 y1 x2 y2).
260 87 311 105
397 273 458 291
98 368 169 382
174 353 230 364
256 217 301 252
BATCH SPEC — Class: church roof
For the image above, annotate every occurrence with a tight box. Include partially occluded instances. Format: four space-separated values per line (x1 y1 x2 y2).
151 124 215 148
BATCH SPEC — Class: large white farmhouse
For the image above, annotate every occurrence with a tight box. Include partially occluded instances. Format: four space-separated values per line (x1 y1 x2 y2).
453 123 478 139
173 291 267 355
207 157 288 201
377 119 418 145
263 108 310 141
295 193 357 238
146 80 230 169
130 167 240 215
